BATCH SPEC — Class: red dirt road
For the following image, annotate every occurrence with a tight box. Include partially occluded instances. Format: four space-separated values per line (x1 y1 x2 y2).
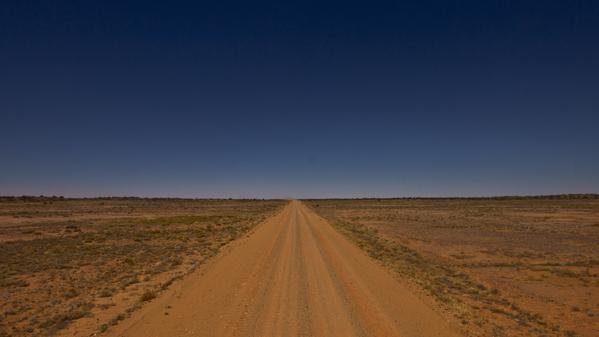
107 201 462 337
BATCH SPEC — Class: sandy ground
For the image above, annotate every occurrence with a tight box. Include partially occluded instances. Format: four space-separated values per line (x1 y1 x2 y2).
0 198 284 337
305 198 599 337
104 201 461 337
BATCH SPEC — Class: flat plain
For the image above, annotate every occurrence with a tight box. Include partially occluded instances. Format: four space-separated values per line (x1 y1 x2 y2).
102 200 461 337
1 196 598 337
0 197 285 337
305 197 599 337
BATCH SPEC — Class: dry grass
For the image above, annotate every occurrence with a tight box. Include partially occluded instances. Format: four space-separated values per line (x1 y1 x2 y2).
305 196 599 337
0 197 285 337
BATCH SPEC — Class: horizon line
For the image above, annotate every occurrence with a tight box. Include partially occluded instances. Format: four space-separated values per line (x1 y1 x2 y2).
1 193 598 201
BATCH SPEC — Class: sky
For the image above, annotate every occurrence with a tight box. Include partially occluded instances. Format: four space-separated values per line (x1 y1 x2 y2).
1 1 598 198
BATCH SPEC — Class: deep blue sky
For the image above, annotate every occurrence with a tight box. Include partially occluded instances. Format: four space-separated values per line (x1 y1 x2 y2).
1 1 598 198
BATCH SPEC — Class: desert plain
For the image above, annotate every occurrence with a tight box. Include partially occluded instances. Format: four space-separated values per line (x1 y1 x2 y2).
0 196 597 337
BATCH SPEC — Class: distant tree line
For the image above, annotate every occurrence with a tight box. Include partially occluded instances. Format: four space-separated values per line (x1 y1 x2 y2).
302 194 599 201
1 194 597 203
0 196 278 202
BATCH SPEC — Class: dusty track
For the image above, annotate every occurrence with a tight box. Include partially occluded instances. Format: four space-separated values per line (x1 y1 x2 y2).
107 201 462 337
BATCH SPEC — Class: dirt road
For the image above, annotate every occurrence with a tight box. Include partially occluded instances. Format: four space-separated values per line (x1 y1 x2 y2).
107 201 462 337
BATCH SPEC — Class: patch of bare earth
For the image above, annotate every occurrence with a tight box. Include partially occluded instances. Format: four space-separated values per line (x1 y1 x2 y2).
0 197 286 337
305 197 599 337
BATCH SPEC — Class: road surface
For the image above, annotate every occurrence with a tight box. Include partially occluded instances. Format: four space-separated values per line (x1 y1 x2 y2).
108 201 462 337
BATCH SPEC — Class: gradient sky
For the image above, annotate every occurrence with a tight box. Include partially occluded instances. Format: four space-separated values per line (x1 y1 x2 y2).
1 1 598 198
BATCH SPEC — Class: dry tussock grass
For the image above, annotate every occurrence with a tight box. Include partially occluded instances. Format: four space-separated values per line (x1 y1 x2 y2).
0 197 285 336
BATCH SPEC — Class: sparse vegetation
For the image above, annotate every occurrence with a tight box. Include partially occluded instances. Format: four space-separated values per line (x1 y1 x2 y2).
140 290 157 302
0 198 285 336
305 197 599 337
